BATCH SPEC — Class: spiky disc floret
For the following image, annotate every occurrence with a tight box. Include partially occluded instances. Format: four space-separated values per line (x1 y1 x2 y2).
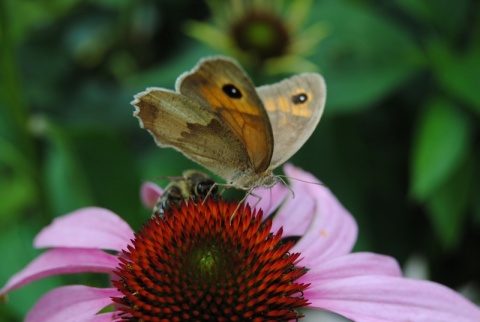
112 198 309 321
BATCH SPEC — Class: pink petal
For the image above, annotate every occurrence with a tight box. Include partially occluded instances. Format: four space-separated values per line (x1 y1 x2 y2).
290 180 358 265
299 253 402 284
1 248 118 295
25 285 120 322
306 276 480 322
271 191 315 237
271 164 348 245
247 183 290 217
268 164 325 237
141 182 163 209
34 207 134 251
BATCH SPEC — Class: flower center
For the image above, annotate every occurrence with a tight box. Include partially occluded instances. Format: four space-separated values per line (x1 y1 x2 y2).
230 11 290 60
112 198 309 321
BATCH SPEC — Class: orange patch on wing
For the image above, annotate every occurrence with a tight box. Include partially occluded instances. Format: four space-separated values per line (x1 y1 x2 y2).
263 92 314 118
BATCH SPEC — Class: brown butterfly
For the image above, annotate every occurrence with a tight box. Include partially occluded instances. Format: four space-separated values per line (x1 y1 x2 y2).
153 170 219 219
133 56 326 196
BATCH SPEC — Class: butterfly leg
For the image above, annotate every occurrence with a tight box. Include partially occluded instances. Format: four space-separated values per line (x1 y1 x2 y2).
229 189 262 222
202 182 220 205
201 182 232 206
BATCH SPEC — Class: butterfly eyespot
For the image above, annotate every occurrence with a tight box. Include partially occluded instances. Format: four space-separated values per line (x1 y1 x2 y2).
292 93 308 104
222 84 243 99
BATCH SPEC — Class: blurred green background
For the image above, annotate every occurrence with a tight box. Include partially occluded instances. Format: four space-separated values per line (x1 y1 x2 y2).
1 0 479 320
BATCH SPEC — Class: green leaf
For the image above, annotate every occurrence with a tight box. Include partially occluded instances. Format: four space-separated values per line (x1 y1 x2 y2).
393 0 469 39
425 157 474 249
0 137 36 224
71 128 140 224
428 40 480 115
393 0 436 25
126 42 217 93
312 0 422 112
184 21 232 54
43 121 95 216
411 98 472 201
4 0 82 42
42 120 141 221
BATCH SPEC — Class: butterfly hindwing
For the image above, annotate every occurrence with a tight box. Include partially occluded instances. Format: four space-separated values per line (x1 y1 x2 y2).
257 73 326 169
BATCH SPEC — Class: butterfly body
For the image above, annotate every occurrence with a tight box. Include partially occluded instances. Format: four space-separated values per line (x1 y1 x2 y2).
227 168 276 190
133 56 326 192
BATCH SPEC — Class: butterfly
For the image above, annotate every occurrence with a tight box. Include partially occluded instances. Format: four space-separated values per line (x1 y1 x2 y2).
133 56 326 196
153 170 219 219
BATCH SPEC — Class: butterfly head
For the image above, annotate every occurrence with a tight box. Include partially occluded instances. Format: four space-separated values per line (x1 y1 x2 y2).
261 173 280 188
229 168 280 191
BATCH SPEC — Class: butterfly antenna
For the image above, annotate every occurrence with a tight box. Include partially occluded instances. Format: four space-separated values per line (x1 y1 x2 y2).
276 175 295 198
276 175 326 187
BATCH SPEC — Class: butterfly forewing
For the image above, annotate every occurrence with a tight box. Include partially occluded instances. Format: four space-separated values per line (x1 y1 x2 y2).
133 89 251 182
177 57 274 173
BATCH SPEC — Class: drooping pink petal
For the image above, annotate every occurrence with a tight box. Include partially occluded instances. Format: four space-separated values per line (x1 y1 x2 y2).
0 248 118 295
290 180 357 265
299 253 402 285
140 182 163 209
306 275 480 322
256 164 357 254
271 191 315 237
248 183 289 217
34 207 134 251
256 163 328 237
25 285 120 322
